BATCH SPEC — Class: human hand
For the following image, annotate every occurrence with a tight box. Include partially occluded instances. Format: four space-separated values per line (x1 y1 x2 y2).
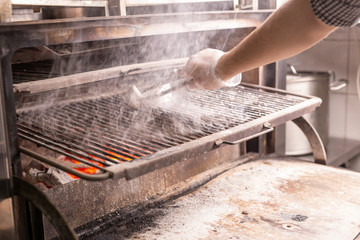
184 48 241 90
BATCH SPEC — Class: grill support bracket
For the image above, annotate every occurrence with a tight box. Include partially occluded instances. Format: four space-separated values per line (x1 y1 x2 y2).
292 116 327 165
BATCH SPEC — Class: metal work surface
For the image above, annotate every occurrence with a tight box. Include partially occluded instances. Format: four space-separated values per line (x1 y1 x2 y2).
89 158 360 240
17 83 321 180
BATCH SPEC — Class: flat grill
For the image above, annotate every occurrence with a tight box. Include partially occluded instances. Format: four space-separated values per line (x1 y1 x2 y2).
17 82 320 181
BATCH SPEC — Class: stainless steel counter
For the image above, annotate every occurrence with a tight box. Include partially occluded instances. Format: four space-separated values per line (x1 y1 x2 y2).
293 137 360 167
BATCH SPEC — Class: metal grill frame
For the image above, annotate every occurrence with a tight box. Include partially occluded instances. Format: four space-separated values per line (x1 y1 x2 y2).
18 82 324 180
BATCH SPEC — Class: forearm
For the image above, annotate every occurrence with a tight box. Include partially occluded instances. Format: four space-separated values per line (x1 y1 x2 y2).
216 0 336 80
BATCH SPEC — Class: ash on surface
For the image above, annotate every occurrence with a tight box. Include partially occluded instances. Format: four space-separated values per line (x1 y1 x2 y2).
84 208 166 240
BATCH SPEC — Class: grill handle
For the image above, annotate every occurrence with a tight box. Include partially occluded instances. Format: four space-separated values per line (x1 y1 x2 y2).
215 123 274 146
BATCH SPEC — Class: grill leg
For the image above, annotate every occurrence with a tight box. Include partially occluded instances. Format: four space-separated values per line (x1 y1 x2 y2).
292 116 327 165
28 201 44 240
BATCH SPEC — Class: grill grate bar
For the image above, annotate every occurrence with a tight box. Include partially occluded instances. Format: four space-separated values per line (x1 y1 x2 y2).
61 101 178 149
18 121 122 165
184 88 302 121
50 105 160 153
19 127 110 171
78 99 202 146
44 110 148 159
19 115 139 163
109 96 232 137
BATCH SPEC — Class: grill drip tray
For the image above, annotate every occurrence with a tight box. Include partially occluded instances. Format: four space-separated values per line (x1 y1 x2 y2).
17 83 322 181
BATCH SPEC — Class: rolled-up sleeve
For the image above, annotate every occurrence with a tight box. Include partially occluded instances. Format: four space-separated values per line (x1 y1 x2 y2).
310 0 360 27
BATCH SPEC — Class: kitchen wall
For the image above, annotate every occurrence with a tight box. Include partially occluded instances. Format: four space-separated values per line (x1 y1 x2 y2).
286 27 360 141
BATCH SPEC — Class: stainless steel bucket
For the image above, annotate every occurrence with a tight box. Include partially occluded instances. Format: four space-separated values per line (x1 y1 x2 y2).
285 68 347 155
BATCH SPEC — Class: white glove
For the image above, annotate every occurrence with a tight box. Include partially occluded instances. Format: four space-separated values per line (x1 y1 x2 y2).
184 48 241 90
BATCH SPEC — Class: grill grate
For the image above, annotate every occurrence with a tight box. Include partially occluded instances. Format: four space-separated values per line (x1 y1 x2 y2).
17 84 317 180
